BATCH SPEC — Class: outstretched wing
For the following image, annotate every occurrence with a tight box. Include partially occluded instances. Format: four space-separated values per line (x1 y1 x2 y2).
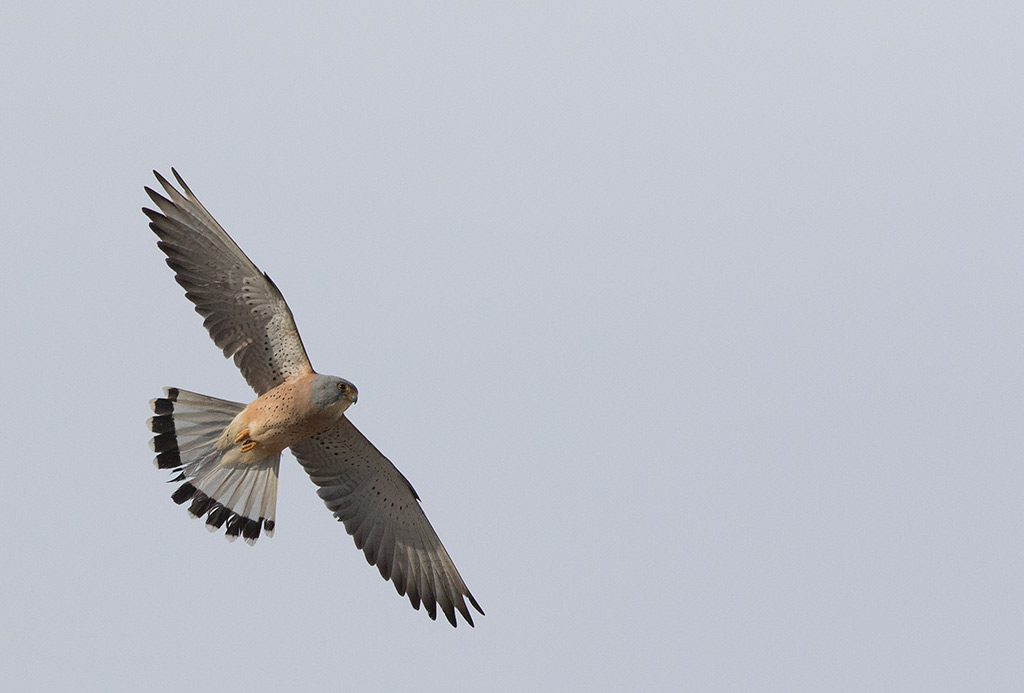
144 169 313 394
290 418 484 627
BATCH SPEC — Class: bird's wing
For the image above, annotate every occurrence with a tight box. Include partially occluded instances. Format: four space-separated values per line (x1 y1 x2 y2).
290 417 483 627
144 169 313 394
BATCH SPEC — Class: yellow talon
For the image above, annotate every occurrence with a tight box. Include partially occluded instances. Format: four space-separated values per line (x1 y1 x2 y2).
240 440 257 453
233 428 250 444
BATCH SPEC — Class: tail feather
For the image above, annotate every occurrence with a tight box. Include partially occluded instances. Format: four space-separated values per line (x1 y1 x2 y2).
148 387 280 544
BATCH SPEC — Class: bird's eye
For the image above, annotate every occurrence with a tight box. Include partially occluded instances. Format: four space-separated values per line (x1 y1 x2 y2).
337 382 345 390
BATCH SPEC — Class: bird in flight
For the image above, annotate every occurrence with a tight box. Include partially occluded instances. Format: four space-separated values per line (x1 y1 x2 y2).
143 169 483 627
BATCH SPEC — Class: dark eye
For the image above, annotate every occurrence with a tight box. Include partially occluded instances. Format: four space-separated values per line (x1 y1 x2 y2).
337 382 345 390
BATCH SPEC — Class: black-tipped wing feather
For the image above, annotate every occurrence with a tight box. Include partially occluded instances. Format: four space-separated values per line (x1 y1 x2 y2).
290 418 483 627
144 169 313 395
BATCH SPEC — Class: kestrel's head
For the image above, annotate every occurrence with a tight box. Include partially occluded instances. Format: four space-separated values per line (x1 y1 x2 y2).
310 374 359 412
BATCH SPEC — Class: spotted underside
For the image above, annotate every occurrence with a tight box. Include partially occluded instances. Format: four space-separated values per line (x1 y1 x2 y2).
144 170 313 395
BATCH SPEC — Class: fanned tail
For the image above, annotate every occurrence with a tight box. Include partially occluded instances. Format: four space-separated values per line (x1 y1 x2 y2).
148 387 279 544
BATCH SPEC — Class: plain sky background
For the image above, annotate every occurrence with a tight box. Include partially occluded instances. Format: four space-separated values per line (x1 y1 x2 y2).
2 2 1023 691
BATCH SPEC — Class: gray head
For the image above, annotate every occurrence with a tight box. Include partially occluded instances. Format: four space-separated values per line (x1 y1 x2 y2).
309 374 359 410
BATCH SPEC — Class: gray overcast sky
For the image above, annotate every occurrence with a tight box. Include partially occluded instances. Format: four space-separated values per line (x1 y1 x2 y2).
2 2 1023 691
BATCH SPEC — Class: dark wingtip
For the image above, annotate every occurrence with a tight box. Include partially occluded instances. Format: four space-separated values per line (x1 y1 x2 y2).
144 186 168 207
455 598 478 627
171 168 192 196
153 170 171 188
437 592 458 628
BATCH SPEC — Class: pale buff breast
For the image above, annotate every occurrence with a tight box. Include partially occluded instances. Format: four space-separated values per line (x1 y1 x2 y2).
226 373 339 455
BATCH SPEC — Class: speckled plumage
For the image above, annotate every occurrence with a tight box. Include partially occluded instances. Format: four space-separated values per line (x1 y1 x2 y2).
144 169 482 627
220 373 355 458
